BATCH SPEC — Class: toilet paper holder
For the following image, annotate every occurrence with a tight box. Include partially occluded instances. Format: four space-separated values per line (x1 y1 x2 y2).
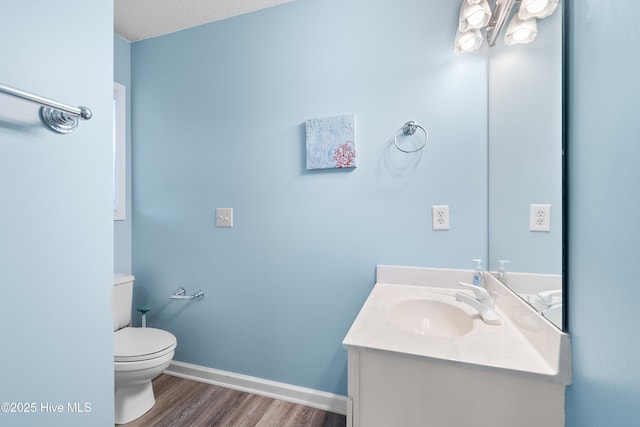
170 287 205 301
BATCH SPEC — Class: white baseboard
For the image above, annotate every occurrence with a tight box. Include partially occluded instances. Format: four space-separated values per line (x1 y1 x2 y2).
164 361 348 415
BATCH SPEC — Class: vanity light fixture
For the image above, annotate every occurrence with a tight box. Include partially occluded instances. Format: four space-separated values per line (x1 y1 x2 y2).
455 0 559 53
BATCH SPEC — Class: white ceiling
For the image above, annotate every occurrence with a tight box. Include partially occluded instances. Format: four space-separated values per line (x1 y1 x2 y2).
114 0 295 42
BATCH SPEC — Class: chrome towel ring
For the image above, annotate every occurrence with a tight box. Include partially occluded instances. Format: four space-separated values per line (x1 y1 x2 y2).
394 121 428 153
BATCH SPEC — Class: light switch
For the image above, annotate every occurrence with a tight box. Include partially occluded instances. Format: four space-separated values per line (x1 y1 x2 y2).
216 208 233 227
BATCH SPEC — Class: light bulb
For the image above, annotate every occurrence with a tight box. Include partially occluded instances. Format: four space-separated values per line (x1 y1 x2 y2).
468 10 487 26
512 28 532 41
461 37 477 50
526 0 548 15
458 0 491 31
455 29 483 54
504 15 538 45
518 0 559 19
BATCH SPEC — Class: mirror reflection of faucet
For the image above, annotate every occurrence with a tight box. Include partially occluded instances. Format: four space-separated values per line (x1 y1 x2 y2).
455 282 501 325
524 289 562 324
524 289 562 310
534 289 562 307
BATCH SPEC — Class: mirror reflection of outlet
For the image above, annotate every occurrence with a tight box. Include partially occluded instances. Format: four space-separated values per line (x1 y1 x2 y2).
432 205 450 231
216 208 233 227
529 204 550 232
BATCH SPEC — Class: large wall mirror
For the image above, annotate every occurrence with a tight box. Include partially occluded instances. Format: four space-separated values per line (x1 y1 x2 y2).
488 6 564 329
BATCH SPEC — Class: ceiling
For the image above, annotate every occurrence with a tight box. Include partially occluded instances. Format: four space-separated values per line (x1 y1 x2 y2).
114 0 295 42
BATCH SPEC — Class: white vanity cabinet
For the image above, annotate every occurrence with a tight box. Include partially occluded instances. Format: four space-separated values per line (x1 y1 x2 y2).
343 266 571 427
347 348 565 427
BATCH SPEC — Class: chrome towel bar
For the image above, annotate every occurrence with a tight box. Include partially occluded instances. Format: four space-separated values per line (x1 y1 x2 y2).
0 83 92 134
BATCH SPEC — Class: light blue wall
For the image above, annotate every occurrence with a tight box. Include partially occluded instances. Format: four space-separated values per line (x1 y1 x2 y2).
131 0 487 395
114 34 133 274
566 0 640 425
0 2 114 426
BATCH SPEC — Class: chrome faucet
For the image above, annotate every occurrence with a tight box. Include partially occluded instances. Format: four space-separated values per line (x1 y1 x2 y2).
455 282 501 325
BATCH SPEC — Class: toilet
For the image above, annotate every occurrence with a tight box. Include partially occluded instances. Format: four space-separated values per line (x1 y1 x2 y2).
113 274 177 424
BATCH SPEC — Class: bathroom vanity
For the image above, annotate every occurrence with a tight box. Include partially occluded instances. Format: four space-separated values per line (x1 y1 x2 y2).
343 266 571 427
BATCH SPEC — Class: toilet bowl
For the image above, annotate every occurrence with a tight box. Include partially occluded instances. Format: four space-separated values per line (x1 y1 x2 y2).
113 274 177 425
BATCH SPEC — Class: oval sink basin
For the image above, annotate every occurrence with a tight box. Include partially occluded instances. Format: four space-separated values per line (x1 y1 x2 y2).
388 299 473 338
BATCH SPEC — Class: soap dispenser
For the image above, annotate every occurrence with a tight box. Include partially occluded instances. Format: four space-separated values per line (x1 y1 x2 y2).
496 260 511 285
472 259 485 287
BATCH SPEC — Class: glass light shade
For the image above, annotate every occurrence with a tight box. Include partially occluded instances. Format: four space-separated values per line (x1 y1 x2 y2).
458 0 492 32
504 15 538 45
455 29 483 54
518 0 559 19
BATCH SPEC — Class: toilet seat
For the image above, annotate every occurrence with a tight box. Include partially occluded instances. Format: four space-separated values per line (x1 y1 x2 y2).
115 327 177 362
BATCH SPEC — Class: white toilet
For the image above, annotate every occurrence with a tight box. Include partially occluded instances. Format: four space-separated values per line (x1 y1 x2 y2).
113 274 177 424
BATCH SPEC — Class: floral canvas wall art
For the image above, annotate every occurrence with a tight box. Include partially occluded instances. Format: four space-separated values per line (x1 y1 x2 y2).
305 114 356 170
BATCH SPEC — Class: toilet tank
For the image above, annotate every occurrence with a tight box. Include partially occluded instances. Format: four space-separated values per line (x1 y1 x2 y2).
113 274 134 331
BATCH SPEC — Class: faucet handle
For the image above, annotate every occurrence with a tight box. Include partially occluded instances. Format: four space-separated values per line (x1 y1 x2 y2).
458 282 490 301
536 289 562 306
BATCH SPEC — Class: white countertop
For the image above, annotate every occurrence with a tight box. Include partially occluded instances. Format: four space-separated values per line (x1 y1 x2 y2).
343 265 572 384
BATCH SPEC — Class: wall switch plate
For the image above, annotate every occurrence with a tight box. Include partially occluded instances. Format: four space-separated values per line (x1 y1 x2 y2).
432 205 450 230
216 208 233 227
529 204 551 232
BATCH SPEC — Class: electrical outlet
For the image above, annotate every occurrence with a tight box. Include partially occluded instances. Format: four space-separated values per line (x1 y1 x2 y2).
529 204 551 232
216 208 233 227
432 205 450 231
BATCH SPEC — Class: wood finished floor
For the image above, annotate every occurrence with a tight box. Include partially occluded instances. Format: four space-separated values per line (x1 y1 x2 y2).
119 374 346 427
